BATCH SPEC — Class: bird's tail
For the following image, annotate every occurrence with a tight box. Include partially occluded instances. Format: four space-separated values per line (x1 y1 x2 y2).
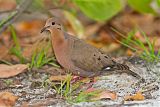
113 63 130 70
102 63 144 81
102 63 130 71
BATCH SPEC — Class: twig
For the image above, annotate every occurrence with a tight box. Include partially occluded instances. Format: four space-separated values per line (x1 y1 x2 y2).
0 0 32 34
0 9 18 14
0 9 31 14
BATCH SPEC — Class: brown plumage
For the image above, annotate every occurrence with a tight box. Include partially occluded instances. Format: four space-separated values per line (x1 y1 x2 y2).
41 18 143 80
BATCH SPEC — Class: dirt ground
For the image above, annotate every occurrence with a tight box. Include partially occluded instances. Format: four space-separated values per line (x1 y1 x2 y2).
0 1 160 106
0 57 159 107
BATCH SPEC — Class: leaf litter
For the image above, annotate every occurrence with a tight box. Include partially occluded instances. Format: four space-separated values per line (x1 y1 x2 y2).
0 7 160 106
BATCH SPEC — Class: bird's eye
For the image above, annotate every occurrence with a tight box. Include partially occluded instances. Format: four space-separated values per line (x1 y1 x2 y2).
52 22 55 25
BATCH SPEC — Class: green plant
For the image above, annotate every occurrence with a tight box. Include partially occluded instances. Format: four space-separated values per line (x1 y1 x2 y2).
0 59 12 65
41 75 51 89
29 40 60 69
3 79 13 86
127 0 156 14
72 0 159 21
139 31 160 62
50 74 72 98
9 25 26 63
73 0 123 21
30 49 59 69
112 28 160 63
0 12 17 28
70 89 100 103
50 74 101 103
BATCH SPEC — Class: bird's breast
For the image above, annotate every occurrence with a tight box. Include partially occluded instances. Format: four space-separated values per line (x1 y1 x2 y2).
53 42 72 69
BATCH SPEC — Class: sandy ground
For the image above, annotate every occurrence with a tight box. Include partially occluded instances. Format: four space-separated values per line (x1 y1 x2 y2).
0 57 160 107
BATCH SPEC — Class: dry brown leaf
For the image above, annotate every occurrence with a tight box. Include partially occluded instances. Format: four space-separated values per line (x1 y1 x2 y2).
99 30 115 43
0 92 18 107
0 0 16 11
92 90 117 101
71 76 91 84
15 20 44 36
0 64 28 78
125 92 145 101
49 75 69 81
84 88 117 101
126 49 134 56
84 87 96 93
0 46 10 60
80 78 91 83
101 43 120 53
87 40 104 48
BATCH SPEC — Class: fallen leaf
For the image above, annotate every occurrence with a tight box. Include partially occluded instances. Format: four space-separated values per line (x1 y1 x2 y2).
0 92 18 107
71 77 92 92
126 49 134 56
0 0 16 11
87 40 104 48
15 20 44 37
125 92 145 101
101 43 121 53
49 75 69 81
71 76 91 84
84 87 96 93
0 46 10 60
99 30 115 43
92 90 117 100
0 64 28 78
84 88 117 101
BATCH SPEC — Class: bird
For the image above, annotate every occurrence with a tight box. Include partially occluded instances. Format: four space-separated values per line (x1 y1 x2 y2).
41 18 143 80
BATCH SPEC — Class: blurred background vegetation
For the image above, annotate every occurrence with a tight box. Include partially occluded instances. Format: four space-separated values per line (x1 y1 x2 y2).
1 1 160 106
0 0 160 63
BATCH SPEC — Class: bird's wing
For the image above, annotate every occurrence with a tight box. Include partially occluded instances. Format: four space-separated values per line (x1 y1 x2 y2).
69 37 115 72
67 35 143 79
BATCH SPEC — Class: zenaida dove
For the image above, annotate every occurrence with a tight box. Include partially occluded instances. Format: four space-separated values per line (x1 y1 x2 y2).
41 18 143 80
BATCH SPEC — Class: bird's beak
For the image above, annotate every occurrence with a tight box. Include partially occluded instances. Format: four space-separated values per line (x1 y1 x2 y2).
40 26 50 33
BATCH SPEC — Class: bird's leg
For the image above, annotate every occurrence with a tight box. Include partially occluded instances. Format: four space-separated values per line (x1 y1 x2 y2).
85 77 98 89
70 76 94 89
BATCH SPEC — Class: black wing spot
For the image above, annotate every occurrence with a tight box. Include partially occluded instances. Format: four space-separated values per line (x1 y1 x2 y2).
98 57 101 60
104 56 108 58
101 52 104 54
57 28 61 30
94 54 96 56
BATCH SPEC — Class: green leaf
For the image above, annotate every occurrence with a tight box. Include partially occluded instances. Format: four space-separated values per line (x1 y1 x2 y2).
9 26 20 50
73 0 123 21
157 0 160 7
128 0 156 14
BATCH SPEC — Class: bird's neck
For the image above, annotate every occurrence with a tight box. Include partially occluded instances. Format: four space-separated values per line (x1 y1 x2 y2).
50 28 66 45
50 28 69 66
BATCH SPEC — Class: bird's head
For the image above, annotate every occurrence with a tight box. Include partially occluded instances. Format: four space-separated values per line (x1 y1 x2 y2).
41 18 62 33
